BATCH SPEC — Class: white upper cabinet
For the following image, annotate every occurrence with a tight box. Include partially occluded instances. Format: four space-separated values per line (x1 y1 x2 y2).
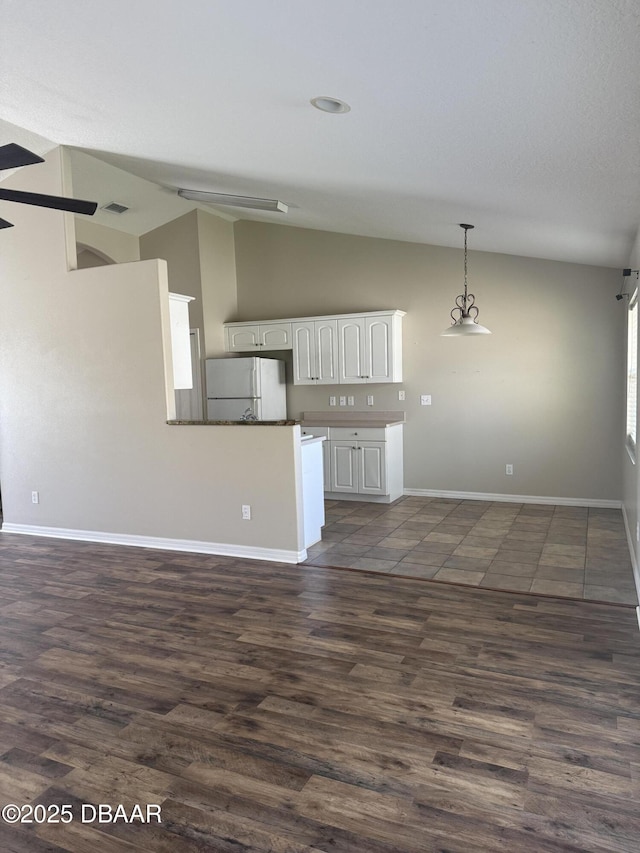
337 318 365 384
226 321 292 351
338 313 403 383
225 310 404 383
292 319 339 385
169 293 195 390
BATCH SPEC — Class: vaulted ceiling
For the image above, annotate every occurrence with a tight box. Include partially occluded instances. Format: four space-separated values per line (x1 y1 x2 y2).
2 0 640 266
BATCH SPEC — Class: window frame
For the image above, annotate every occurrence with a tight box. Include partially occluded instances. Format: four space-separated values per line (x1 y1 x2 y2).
626 288 638 463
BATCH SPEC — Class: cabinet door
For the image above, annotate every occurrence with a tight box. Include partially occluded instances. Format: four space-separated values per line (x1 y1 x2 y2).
260 323 292 350
365 316 393 383
358 441 387 495
338 317 367 383
315 319 339 384
227 324 260 351
292 322 317 384
330 441 359 493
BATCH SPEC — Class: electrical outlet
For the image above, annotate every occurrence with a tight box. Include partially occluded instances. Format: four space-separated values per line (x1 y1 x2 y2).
347 396 355 406
31 491 39 504
339 396 346 406
420 395 432 406
367 395 374 406
505 464 513 476
398 390 405 401
241 504 251 520
329 396 336 406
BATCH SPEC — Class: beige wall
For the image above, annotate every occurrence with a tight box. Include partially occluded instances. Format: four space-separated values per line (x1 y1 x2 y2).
140 210 205 344
0 150 303 559
196 209 238 356
75 217 141 265
234 221 624 503
139 207 238 357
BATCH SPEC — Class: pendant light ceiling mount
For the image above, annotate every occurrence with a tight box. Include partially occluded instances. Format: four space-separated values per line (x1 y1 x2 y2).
441 223 491 336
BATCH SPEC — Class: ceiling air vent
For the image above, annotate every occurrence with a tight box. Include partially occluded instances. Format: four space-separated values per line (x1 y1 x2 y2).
101 201 129 214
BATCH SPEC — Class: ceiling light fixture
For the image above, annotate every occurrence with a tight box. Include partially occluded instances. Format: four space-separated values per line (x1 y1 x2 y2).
177 189 288 213
310 96 351 114
441 224 491 336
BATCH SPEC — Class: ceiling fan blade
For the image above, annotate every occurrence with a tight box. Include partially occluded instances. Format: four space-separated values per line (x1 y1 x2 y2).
0 188 97 216
0 143 45 171
0 217 14 229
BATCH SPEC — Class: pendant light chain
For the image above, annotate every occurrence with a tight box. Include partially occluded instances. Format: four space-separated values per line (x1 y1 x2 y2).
463 225 469 306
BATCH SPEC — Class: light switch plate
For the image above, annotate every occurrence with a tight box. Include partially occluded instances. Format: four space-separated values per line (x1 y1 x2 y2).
420 395 432 406
339 396 346 406
347 396 355 406
367 395 374 406
329 396 336 406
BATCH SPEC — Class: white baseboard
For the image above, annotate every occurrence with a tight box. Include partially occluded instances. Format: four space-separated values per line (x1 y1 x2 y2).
403 488 621 509
0 523 306 565
621 505 640 620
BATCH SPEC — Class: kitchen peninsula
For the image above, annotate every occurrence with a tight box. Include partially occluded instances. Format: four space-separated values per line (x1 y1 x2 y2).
165 418 325 554
167 419 297 425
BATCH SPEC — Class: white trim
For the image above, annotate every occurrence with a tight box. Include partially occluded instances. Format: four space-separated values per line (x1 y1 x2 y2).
621 504 640 620
625 439 637 465
403 488 621 509
1 523 306 565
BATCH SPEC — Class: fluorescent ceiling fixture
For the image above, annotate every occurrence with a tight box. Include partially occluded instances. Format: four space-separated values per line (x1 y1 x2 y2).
310 96 351 114
178 188 288 213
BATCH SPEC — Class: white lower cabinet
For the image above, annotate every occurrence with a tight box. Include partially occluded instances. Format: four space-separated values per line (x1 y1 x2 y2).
300 437 326 548
330 440 387 496
303 424 403 503
301 427 330 487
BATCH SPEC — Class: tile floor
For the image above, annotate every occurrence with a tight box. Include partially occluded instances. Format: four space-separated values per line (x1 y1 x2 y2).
303 496 638 604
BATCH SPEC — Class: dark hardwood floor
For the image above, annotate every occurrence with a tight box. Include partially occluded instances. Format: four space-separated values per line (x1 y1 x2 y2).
0 531 639 852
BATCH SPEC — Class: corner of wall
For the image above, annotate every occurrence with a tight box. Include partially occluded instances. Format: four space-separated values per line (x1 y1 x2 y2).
59 146 78 271
196 208 239 356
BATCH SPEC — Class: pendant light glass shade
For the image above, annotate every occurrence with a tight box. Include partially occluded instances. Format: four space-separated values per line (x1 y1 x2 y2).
441 316 491 335
442 224 491 336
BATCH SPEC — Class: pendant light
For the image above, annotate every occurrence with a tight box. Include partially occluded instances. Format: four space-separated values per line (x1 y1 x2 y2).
441 224 491 336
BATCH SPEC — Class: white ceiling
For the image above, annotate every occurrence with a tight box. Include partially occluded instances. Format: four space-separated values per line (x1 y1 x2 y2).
1 0 640 266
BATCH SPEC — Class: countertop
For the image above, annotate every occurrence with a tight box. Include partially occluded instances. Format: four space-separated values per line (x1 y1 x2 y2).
167 419 299 426
299 410 406 428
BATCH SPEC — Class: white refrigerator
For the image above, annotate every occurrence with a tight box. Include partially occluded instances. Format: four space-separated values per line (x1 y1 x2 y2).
205 357 287 421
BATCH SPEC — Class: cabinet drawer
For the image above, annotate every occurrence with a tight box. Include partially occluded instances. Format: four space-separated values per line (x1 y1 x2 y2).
329 427 388 441
301 427 329 439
